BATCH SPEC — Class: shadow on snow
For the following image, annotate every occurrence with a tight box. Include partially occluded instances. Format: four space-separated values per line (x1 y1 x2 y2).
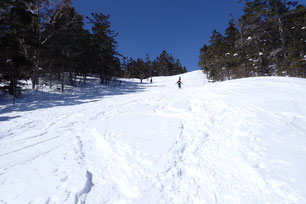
0 79 146 119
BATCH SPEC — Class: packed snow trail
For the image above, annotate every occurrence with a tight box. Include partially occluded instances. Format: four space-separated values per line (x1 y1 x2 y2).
1 71 306 203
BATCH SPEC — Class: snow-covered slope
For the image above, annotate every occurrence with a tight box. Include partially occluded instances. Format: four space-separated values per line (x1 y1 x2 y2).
1 71 306 204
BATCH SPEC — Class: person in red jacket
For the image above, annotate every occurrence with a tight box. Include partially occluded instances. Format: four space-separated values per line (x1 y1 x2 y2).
176 77 183 88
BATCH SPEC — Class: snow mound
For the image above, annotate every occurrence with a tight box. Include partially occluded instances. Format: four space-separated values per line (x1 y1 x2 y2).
151 69 207 87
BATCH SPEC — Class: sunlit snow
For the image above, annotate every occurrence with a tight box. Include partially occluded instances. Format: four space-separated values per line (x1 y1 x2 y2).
1 71 306 203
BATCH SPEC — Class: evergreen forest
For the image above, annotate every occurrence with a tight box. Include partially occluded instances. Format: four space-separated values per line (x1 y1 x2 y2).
199 0 306 82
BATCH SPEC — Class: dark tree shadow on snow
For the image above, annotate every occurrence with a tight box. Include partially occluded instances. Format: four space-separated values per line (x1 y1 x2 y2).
0 115 21 121
0 79 147 118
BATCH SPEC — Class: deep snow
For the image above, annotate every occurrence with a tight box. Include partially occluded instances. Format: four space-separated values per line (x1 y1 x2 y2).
1 71 306 204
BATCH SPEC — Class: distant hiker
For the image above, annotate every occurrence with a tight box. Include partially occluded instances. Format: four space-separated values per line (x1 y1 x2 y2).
150 77 153 83
139 73 145 83
176 77 183 88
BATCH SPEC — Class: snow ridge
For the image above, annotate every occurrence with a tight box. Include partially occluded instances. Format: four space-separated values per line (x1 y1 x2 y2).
74 170 94 204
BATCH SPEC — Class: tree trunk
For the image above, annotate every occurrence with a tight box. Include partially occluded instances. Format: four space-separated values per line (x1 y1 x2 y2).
277 16 287 58
32 49 40 89
49 74 52 89
32 69 36 89
49 60 53 89
61 63 64 92
100 72 104 84
9 62 17 104
69 72 74 86
83 74 86 84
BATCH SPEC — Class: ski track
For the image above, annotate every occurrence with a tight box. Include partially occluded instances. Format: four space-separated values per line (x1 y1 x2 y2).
1 72 306 203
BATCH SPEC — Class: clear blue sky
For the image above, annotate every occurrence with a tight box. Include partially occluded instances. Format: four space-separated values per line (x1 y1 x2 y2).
72 0 305 71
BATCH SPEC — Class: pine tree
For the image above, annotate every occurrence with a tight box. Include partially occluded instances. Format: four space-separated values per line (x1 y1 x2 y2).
87 12 119 84
199 30 226 81
267 0 298 56
280 4 306 77
25 0 75 89
144 53 153 77
238 0 269 76
135 58 146 82
224 14 240 78
0 0 35 101
42 0 84 91
153 50 187 76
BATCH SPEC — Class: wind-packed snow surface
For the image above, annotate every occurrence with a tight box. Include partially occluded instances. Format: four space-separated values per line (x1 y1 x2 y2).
1 70 306 204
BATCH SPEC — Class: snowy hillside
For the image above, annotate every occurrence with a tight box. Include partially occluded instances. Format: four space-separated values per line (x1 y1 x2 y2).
1 71 306 204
